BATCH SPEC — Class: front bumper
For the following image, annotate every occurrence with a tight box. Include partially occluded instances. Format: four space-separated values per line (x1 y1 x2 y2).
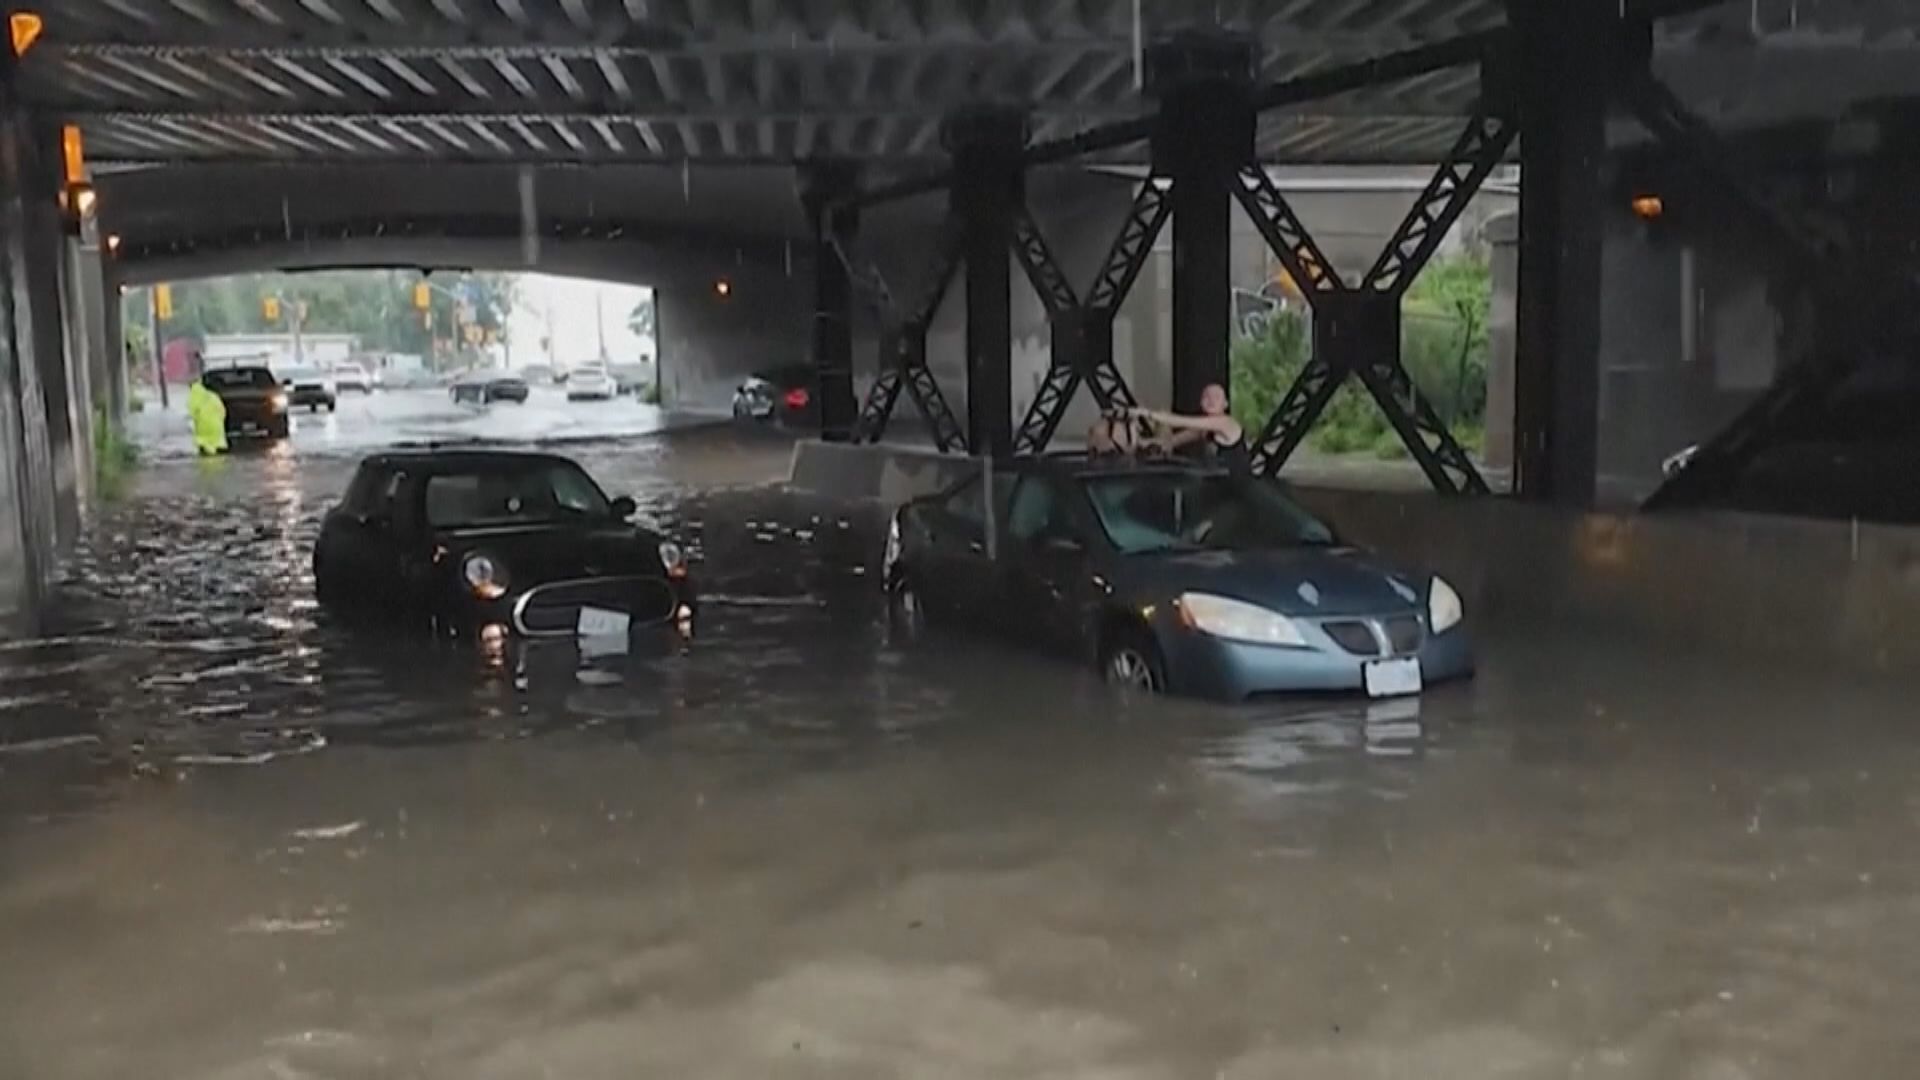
1155 613 1474 701
452 575 694 639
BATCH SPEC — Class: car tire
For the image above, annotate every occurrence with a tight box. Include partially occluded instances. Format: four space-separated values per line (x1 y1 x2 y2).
326 400 337 413
887 575 929 637
1100 627 1166 694
271 418 291 439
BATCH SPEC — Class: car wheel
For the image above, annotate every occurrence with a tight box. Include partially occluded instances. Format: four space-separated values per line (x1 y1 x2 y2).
326 400 337 413
887 575 928 637
1100 628 1166 693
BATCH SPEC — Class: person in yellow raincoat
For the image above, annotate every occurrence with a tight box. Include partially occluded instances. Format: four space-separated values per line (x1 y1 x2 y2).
186 363 228 456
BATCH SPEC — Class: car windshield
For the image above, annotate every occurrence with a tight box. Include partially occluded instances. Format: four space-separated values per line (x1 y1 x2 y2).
1083 471 1336 555
423 461 613 528
202 368 277 390
280 368 321 382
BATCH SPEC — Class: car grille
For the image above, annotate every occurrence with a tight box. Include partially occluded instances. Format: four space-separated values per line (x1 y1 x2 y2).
1322 620 1380 658
1383 616 1424 656
511 576 678 637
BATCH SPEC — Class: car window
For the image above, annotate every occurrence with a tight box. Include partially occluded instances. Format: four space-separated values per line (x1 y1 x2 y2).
937 470 1016 543
1007 476 1078 544
340 466 386 514
202 368 276 391
423 462 612 528
1084 472 1335 555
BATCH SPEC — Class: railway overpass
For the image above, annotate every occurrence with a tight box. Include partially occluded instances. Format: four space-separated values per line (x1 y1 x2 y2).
3 0 1919 629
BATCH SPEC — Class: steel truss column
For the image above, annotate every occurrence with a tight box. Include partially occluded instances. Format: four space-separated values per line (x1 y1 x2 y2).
801 160 859 442
1509 0 1608 506
1010 179 1170 455
844 221 966 452
1149 34 1255 413
1235 80 1512 493
946 107 1027 458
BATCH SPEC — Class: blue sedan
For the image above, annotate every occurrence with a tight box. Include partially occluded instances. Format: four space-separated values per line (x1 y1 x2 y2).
882 456 1473 701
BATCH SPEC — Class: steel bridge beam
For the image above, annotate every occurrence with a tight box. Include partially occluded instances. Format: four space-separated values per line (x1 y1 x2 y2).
802 160 859 443
1009 178 1168 455
1237 81 1513 494
844 220 965 452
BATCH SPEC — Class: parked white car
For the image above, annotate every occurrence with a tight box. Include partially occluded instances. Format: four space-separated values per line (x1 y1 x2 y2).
332 363 375 394
566 366 616 401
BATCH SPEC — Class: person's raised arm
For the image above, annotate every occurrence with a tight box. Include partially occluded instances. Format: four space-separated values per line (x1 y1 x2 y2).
1129 406 1241 439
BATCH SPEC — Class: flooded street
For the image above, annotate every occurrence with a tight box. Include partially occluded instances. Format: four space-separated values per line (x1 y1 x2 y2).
4 423 1919 1079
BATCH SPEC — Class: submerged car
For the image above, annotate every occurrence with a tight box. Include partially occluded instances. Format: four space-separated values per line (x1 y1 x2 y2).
451 374 529 405
566 366 617 401
312 450 694 639
278 365 338 412
202 365 290 440
731 365 817 426
882 457 1472 701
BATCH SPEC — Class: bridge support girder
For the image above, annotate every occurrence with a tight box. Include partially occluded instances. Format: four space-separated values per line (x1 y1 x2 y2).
946 106 1027 458
1149 34 1255 414
801 160 860 442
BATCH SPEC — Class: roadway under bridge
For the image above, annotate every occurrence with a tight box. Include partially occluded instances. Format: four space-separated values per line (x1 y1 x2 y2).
1 0 1917 629
4 6 1920 1072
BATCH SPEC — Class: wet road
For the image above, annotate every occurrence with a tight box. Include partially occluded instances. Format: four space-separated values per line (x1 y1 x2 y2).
4 424 1920 1079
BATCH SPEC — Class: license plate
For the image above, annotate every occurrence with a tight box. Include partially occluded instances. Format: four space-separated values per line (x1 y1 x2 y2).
1363 657 1423 698
577 606 631 638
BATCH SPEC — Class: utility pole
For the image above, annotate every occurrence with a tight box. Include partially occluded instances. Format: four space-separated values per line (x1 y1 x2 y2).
148 286 169 409
595 290 608 361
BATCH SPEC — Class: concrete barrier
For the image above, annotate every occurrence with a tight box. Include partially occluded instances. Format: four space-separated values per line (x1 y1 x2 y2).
788 440 1920 675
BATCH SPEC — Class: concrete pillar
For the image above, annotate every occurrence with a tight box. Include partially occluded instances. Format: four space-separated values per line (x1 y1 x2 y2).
801 161 858 442
1509 1 1609 506
0 59 58 628
1148 34 1255 412
945 106 1026 458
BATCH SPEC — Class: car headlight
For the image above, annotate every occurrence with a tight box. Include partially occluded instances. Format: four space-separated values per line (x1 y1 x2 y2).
1429 575 1464 634
883 514 902 573
658 541 687 579
269 392 288 411
1178 592 1307 648
462 553 509 600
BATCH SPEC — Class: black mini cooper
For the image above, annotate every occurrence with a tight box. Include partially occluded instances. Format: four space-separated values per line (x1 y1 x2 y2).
313 449 693 639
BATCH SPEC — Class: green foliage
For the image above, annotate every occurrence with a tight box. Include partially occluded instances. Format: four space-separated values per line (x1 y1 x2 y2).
128 270 520 369
93 409 139 500
1228 254 1493 461
639 381 662 405
627 298 655 338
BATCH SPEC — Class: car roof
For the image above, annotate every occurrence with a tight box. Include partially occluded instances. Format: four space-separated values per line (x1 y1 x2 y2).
356 448 579 472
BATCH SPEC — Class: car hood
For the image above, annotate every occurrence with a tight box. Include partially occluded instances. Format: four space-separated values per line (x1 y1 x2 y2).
435 522 665 586
1112 546 1427 618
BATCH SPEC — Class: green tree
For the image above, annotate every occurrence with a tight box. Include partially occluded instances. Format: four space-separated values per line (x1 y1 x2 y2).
1227 253 1492 460
627 297 655 338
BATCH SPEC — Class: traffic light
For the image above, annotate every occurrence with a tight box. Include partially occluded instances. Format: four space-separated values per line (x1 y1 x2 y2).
263 296 280 322
413 282 431 310
154 284 173 321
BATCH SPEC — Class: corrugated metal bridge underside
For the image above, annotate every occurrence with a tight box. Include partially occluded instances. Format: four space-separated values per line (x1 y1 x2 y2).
25 0 1920 174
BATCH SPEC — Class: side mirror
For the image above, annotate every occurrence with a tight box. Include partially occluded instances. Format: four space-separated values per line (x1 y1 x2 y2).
609 495 637 519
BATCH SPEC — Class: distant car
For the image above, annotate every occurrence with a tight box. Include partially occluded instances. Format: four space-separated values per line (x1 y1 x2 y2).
279 366 338 412
566 367 617 401
609 364 651 396
731 366 817 425
311 450 695 640
519 364 557 386
882 456 1474 701
332 363 375 394
451 374 529 405
203 365 290 440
